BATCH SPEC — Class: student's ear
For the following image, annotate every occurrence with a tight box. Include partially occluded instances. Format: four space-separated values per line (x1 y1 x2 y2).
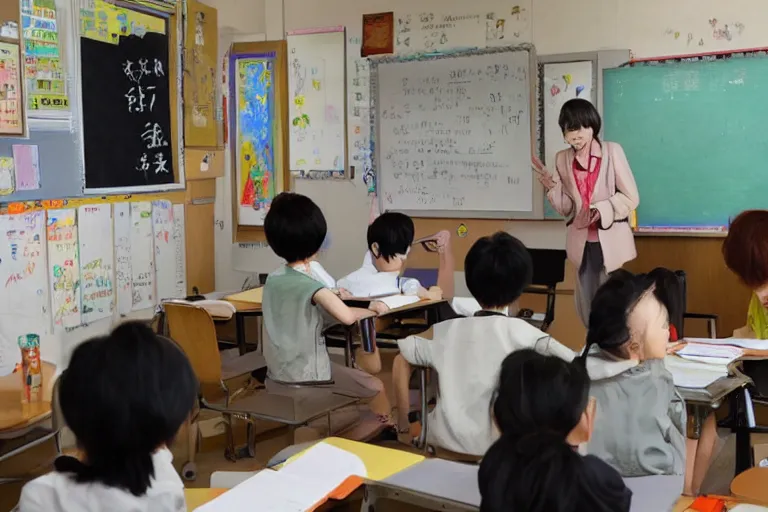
567 397 596 446
370 242 380 259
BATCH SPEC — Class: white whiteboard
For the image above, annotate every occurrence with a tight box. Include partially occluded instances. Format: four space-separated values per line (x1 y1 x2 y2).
287 30 346 174
376 49 533 214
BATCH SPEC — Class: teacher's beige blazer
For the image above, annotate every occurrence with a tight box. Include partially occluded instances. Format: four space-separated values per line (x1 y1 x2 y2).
547 141 639 273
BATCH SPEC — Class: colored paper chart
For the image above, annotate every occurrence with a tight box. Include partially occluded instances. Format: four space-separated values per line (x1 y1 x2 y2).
80 0 166 45
129 201 155 311
0 42 23 135
21 0 69 111
113 202 132 315
78 204 114 324
46 209 81 330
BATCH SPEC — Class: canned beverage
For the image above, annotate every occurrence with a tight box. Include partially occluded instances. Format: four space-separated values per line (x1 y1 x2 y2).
18 334 42 403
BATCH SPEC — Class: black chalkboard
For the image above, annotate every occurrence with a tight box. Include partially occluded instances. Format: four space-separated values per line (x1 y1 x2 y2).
81 31 175 190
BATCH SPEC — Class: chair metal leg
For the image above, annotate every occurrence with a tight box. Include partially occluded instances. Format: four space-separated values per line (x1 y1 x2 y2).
344 329 353 368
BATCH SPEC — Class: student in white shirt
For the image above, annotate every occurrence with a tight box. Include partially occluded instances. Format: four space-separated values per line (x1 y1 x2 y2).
394 232 575 453
17 322 197 512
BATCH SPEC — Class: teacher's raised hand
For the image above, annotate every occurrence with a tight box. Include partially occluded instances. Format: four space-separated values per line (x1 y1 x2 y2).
531 155 556 190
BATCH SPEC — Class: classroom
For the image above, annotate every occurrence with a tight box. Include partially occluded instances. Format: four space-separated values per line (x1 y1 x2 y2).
2 0 768 510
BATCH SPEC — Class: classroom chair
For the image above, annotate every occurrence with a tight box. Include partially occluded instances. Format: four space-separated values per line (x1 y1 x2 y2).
522 249 567 332
673 270 719 339
163 302 358 467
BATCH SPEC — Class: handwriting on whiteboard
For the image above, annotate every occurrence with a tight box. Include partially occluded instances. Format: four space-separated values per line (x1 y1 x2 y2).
378 51 533 212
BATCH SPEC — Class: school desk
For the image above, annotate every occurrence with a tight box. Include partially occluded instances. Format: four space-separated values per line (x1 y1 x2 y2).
221 296 263 356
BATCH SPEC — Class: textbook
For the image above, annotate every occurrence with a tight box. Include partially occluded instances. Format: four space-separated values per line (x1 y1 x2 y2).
195 439 424 511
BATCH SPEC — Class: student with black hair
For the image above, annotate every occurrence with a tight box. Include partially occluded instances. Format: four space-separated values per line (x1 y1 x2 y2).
262 192 394 432
582 270 686 478
393 232 574 452
18 322 197 512
337 212 453 301
532 98 639 327
479 349 631 512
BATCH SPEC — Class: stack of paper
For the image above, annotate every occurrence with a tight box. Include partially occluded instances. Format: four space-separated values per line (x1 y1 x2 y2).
685 337 768 351
665 355 729 389
676 342 743 366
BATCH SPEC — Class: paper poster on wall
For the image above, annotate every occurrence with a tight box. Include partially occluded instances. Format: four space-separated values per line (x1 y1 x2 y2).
542 61 593 219
0 157 15 195
234 55 277 226
0 212 49 374
130 201 155 310
152 200 181 300
287 29 346 179
395 3 532 54
47 209 81 329
172 203 186 297
362 12 394 57
346 35 373 194
0 42 23 135
12 145 41 191
22 0 69 112
78 204 114 324
113 202 132 315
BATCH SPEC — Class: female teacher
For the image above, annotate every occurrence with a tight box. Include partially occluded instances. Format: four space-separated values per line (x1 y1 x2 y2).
723 210 768 339
532 99 640 326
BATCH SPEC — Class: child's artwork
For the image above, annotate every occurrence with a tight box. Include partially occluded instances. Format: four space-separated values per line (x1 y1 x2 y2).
78 204 114 323
172 203 186 297
0 157 15 195
22 0 69 111
362 12 394 57
12 144 41 191
0 211 49 340
130 201 155 310
235 56 277 226
152 200 183 300
47 209 81 329
0 42 23 135
287 30 346 178
113 202 132 315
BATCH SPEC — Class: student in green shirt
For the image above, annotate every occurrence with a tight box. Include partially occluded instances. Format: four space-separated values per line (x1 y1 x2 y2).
723 210 768 339
262 192 394 434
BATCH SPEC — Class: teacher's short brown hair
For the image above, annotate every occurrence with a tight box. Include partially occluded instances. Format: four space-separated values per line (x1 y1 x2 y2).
723 210 768 288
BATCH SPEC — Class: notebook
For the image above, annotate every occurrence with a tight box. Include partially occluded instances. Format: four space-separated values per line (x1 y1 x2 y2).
676 342 743 366
378 295 421 310
686 337 768 351
665 355 728 388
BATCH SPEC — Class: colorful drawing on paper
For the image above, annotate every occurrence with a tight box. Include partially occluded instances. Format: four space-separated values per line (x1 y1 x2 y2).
0 42 22 135
129 201 155 310
0 157 14 195
21 0 69 111
362 12 394 57
79 0 166 46
78 204 114 324
12 145 41 191
0 212 48 319
46 209 81 329
113 202 132 315
236 58 276 214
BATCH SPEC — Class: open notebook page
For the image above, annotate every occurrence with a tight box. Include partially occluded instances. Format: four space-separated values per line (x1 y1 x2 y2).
665 355 728 388
686 337 768 351
676 343 743 366
379 295 420 310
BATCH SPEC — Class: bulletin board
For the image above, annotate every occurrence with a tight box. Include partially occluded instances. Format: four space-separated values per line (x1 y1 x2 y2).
229 40 290 239
0 0 20 42
184 0 218 147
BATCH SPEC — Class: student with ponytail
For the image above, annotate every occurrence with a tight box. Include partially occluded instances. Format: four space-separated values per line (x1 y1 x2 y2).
582 270 686 478
479 349 631 512
18 322 198 512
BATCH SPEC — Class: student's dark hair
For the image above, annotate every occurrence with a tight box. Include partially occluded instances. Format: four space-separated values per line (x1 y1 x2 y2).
264 192 327 263
464 231 532 309
559 98 602 141
723 210 768 289
647 267 684 333
479 350 630 512
582 270 656 361
367 212 414 262
55 321 198 496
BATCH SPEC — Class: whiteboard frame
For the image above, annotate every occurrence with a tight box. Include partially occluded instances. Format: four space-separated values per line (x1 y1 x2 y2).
74 0 187 196
369 45 543 220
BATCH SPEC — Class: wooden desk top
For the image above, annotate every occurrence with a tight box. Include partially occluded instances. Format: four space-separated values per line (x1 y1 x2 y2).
185 488 226 510
224 299 262 314
0 400 52 432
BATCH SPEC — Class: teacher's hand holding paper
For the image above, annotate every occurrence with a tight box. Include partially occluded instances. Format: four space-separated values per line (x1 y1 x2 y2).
532 155 556 190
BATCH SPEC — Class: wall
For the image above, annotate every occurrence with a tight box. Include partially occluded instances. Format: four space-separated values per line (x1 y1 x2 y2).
212 0 764 337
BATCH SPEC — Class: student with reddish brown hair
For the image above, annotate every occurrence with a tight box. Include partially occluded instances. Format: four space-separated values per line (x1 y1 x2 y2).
722 210 768 339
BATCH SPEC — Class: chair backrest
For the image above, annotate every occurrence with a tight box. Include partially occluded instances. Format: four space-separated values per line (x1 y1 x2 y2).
163 303 224 401
672 270 688 338
527 249 567 288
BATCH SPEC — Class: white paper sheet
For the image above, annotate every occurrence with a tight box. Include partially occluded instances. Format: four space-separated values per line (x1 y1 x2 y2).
686 337 768 351
665 355 728 388
171 204 187 297
379 295 420 310
47 209 81 329
676 343 743 366
113 203 132 316
152 200 179 301
130 202 155 311
78 204 114 323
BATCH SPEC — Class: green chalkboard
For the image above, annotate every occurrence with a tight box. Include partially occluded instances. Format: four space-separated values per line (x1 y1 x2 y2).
603 57 768 228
